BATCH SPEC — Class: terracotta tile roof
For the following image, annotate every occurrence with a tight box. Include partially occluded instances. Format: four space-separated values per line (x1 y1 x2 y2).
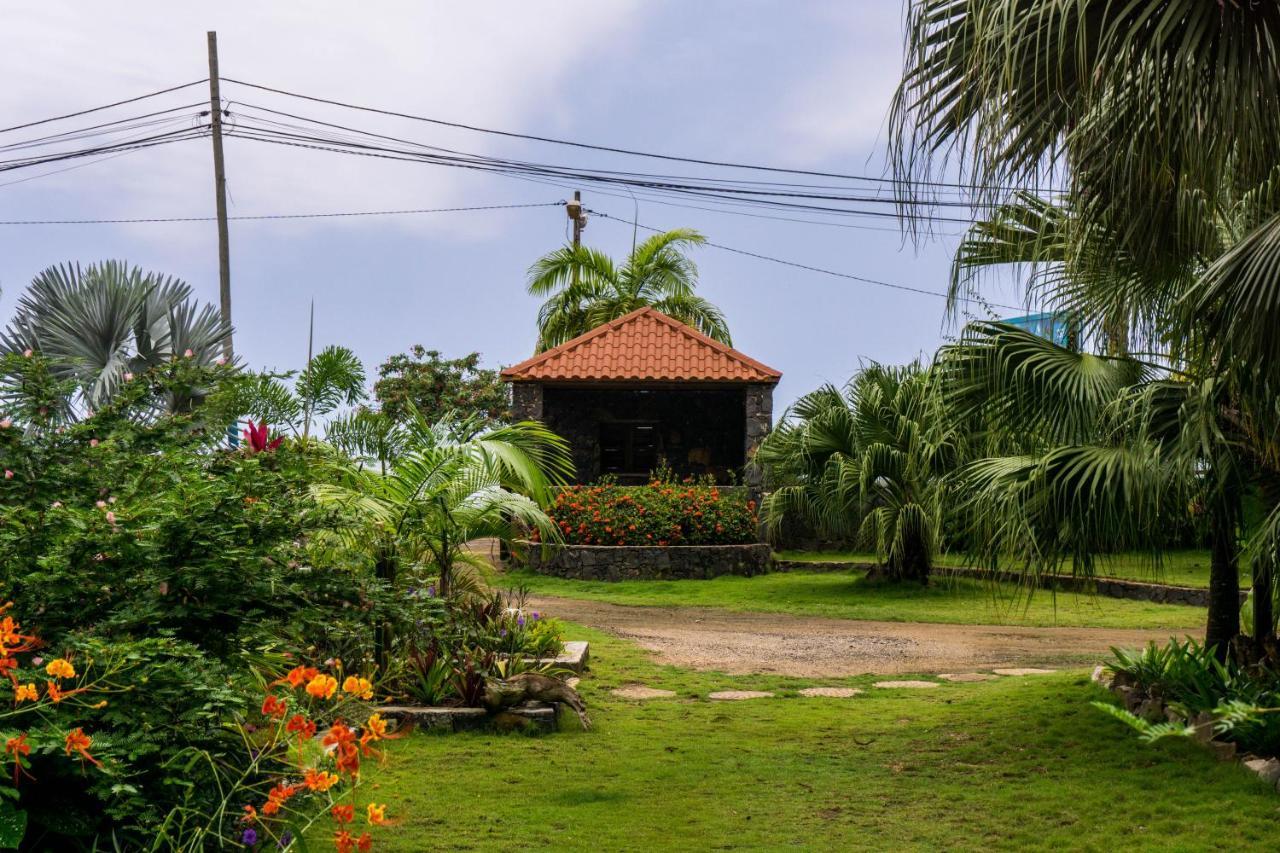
501 307 781 384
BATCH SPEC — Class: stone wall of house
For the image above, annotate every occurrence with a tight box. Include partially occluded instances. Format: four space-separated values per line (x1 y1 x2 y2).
510 383 543 421
520 542 774 581
743 383 773 496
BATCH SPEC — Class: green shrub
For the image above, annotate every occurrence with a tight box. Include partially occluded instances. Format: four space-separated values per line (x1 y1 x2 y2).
542 477 757 546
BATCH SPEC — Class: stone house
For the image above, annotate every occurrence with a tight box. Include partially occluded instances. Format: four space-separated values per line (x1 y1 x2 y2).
501 307 781 493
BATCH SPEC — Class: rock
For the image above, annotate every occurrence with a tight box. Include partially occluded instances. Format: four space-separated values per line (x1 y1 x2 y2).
565 677 580 689
1134 699 1163 721
708 690 774 700
991 667 1057 676
1090 665 1108 684
798 687 863 698
1243 756 1280 786
611 685 677 700
937 673 998 683
1190 712 1217 744
872 680 939 689
1208 740 1237 762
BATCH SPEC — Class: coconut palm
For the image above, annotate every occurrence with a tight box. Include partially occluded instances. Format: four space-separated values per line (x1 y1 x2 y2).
757 363 957 583
1 261 230 415
312 413 571 666
526 228 730 351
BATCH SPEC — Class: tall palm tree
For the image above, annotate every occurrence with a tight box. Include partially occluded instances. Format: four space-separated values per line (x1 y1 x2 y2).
1 261 230 415
757 363 957 583
526 228 730 351
312 413 572 666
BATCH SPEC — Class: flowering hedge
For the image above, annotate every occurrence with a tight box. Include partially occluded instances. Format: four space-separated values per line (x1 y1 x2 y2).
541 480 758 546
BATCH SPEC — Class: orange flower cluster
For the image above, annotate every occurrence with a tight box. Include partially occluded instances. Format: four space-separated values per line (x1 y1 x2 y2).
248 664 397 851
544 481 757 546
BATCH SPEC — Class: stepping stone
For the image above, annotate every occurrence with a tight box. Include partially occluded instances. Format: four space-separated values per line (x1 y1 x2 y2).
872 680 939 689
611 685 676 700
708 690 774 700
798 687 863 698
991 667 1057 676
937 672 998 683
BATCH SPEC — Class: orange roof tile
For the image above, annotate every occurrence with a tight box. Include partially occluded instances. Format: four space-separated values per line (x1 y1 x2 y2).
501 307 781 384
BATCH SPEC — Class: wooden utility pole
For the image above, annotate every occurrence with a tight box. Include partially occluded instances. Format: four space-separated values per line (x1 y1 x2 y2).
207 31 233 359
568 191 584 246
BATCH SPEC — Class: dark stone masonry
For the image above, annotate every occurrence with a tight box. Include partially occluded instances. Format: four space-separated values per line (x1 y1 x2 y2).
519 542 774 581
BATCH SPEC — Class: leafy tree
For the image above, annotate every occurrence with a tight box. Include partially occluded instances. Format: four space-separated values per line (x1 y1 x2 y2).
757 363 958 583
1 261 230 416
526 228 730 351
227 345 367 439
373 347 509 426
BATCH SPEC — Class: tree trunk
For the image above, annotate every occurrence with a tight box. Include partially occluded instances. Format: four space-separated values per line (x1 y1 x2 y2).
1206 499 1240 658
1254 555 1275 658
373 549 397 674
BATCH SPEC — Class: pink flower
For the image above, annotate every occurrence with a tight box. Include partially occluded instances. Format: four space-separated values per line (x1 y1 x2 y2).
3 470 11 480
89 439 99 448
95 500 107 509
108 496 116 504
183 348 194 358
30 657 42 667
22 349 32 358
105 511 116 525
123 372 134 381
0 417 10 429
50 501 62 509
215 356 226 366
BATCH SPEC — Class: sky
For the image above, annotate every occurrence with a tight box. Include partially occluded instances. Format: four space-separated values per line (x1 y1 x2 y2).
0 1 1025 414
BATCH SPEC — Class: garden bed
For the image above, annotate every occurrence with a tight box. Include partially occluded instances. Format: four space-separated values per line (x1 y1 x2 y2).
518 542 773 581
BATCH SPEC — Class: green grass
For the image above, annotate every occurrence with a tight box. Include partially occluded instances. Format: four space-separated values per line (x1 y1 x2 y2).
499 568 1204 629
775 549 1238 589
361 627 1280 851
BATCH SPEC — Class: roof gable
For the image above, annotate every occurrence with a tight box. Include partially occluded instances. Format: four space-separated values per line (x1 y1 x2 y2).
501 307 781 384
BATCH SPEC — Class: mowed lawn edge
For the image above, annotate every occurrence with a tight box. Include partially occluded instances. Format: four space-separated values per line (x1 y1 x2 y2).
358 626 1279 852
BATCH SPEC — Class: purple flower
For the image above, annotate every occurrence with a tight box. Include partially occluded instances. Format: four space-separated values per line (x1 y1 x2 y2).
241 827 258 846
500 629 508 638
531 611 541 621
517 617 526 629
278 831 292 848
426 585 436 598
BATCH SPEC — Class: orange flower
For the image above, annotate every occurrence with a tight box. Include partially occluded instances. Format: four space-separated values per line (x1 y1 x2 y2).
64 728 102 769
277 665 320 689
342 676 373 701
357 832 373 852
334 830 356 853
261 694 288 719
363 713 390 741
286 713 317 741
13 683 36 703
45 658 75 679
5 733 30 786
335 743 361 776
242 804 258 823
45 680 66 702
365 803 387 825
306 674 338 700
305 768 340 791
262 782 300 816
331 803 355 824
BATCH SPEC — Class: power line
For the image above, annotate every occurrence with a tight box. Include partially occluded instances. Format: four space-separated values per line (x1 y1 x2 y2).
588 208 1018 310
0 80 208 135
223 77 1061 196
0 201 561 225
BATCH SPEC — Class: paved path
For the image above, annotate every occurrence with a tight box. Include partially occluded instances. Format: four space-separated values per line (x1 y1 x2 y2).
530 595 1191 677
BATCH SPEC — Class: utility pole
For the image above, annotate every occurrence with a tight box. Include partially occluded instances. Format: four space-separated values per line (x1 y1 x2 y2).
567 191 585 247
207 31 233 359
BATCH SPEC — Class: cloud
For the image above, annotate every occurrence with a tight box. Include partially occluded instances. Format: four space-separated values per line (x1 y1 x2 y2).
0 2 641 242
771 7 906 166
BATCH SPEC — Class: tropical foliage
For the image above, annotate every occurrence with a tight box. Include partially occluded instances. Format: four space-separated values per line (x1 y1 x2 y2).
526 228 730 351
757 363 957 582
373 347 510 427
0 261 230 417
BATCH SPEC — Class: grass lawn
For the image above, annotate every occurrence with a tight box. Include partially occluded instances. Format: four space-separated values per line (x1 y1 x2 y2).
360 627 1279 851
498 568 1204 630
776 549 1238 589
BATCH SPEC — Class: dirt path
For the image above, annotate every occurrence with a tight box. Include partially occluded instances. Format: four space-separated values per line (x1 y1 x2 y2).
530 595 1191 677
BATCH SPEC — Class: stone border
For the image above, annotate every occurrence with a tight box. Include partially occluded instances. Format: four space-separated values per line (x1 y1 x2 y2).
519 542 773 581
379 703 560 734
773 558 1242 608
529 640 590 673
1092 666 1280 792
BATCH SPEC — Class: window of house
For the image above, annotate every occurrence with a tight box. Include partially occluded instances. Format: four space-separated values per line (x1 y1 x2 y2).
600 422 660 482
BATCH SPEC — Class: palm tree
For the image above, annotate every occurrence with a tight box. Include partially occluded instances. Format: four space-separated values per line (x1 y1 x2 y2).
526 228 730 351
1 261 230 415
312 413 572 667
757 363 957 583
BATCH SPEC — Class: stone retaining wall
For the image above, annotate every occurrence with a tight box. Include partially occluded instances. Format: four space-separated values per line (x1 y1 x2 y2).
520 542 774 581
